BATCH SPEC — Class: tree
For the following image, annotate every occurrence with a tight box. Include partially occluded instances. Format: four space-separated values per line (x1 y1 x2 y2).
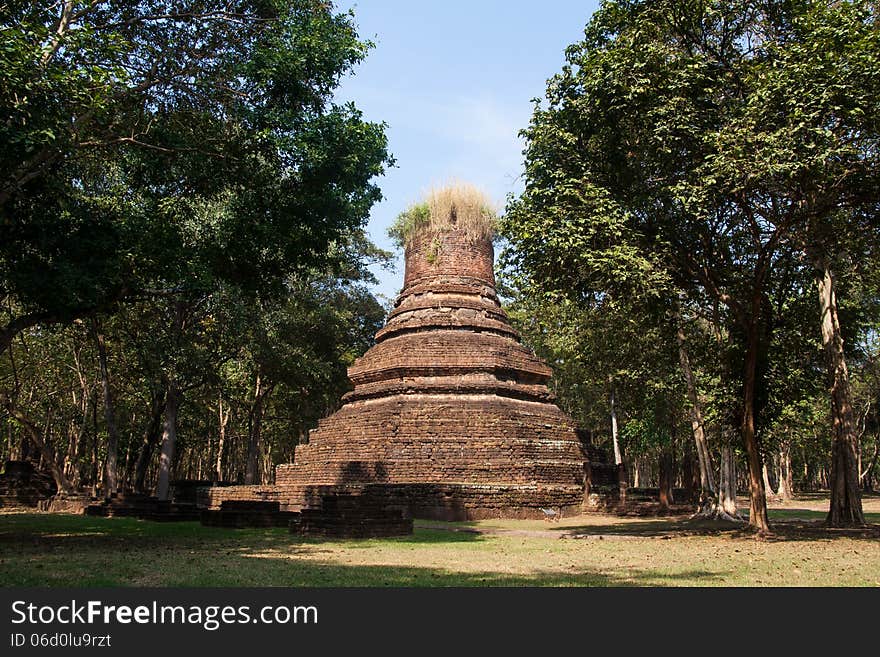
502 0 880 532
1 0 389 353
852 347 880 492
675 315 737 519
503 0 780 531
706 0 880 526
0 228 389 498
1 1 390 499
500 277 692 506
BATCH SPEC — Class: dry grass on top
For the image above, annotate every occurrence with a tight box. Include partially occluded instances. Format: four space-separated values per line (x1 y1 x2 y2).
388 182 498 247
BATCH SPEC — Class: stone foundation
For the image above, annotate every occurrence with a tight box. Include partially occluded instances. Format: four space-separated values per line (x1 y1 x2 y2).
293 489 413 538
86 493 200 521
201 501 300 528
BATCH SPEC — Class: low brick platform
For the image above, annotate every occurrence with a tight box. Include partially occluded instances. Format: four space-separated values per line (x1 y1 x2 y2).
198 485 288 510
293 490 413 538
0 461 56 508
41 494 93 514
86 493 200 521
201 501 301 528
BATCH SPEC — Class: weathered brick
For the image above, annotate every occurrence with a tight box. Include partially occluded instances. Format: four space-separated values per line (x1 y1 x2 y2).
207 229 604 520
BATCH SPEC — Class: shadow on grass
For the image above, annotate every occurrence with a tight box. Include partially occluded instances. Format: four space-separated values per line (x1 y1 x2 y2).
553 518 743 539
2 511 876 586
788 491 880 502
0 513 732 587
0 515 298 552
549 514 880 543
376 529 483 544
200 562 728 587
0 514 484 550
769 507 880 521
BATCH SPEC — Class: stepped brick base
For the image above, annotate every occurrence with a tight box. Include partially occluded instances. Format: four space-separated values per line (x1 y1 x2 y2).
199 227 612 521
203 481 591 520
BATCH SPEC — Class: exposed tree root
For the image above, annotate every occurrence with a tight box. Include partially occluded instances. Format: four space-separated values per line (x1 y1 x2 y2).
689 496 745 523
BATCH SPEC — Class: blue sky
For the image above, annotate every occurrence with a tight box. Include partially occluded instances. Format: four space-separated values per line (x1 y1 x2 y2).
334 1 601 301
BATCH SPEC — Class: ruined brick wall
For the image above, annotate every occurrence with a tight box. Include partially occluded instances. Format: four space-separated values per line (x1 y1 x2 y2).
402 230 495 288
208 228 591 519
0 460 56 508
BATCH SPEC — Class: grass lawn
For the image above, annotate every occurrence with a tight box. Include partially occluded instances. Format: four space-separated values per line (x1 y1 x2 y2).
1 497 878 587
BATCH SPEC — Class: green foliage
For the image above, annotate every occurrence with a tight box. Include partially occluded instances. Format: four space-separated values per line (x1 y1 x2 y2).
0 233 389 488
502 0 880 499
619 417 672 459
388 203 431 248
503 280 686 459
0 1 390 333
0 2 394 488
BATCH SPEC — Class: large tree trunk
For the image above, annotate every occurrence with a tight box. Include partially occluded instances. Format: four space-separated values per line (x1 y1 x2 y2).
156 383 180 501
762 463 775 501
741 318 770 533
610 386 622 465
861 438 879 492
91 316 120 496
676 324 722 516
609 386 627 504
719 441 739 517
776 443 794 501
261 442 274 485
132 391 166 494
245 373 265 485
816 265 865 526
6 406 75 494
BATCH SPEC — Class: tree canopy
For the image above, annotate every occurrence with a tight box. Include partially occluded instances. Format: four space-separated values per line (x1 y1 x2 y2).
502 0 880 531
0 0 392 499
1 0 390 351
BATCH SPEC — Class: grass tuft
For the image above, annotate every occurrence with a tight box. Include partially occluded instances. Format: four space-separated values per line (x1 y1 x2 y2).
388 182 497 248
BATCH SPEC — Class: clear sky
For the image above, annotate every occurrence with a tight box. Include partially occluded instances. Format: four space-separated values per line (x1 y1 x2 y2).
333 1 601 302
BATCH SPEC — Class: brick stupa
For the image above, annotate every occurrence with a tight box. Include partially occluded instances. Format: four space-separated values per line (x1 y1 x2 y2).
206 190 590 519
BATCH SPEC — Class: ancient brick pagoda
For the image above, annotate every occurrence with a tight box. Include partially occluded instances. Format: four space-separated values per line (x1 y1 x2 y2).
206 214 591 520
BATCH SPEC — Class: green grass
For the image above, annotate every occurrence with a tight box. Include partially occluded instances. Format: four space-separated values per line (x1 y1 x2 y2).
2 505 879 587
